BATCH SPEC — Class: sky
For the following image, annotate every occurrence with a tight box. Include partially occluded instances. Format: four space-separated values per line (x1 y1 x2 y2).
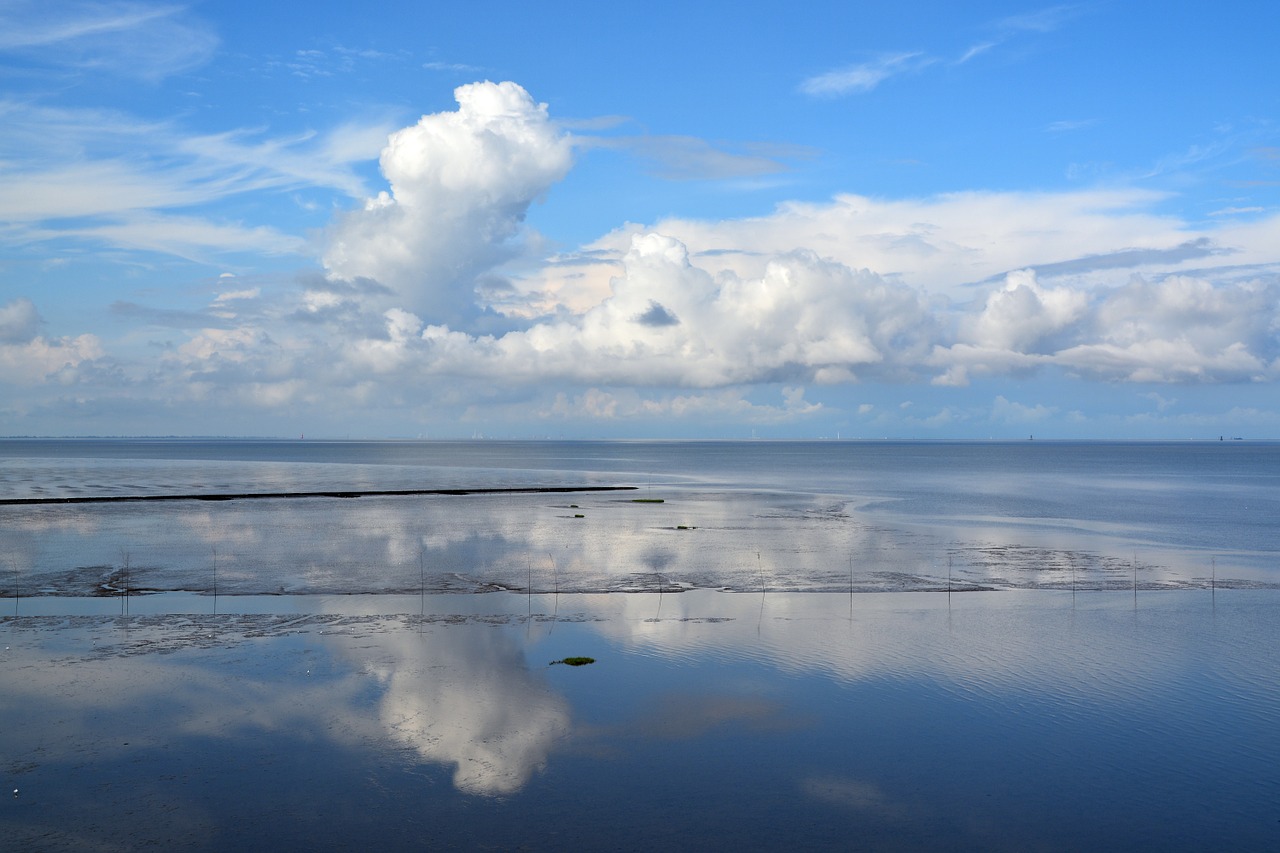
1 1 1279 439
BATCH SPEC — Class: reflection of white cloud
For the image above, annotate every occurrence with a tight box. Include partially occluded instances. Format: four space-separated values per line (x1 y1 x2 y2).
581 588 1214 710
3 615 569 798
9 470 1232 599
366 631 569 795
802 775 905 817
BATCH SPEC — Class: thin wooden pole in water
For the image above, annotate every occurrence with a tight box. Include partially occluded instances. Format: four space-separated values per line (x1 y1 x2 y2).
211 546 218 616
849 555 854 621
547 553 559 633
757 550 766 635
1211 556 1216 607
120 549 130 617
1132 552 1137 608
525 555 532 637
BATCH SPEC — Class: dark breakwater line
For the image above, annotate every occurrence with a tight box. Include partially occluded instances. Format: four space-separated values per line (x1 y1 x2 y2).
0 485 637 506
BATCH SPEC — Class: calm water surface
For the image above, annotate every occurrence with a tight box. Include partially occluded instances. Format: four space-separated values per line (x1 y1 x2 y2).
2 590 1277 851
1 439 1277 594
1 441 1278 850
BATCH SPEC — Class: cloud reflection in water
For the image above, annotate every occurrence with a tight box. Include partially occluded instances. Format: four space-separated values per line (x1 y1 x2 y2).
353 627 570 796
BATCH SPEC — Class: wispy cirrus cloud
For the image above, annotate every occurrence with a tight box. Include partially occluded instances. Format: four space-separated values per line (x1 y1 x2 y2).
957 4 1085 64
0 100 389 259
1045 118 1099 133
1208 206 1265 217
262 44 411 81
583 134 812 181
423 60 484 73
956 42 997 64
804 6 1084 97
799 52 928 97
0 1 217 81
991 4 1082 34
958 5 1083 65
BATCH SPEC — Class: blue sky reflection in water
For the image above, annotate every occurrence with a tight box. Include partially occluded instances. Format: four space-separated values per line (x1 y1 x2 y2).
1 439 1278 849
2 591 1278 851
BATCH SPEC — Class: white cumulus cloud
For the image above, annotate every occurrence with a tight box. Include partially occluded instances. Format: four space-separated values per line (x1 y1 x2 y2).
964 269 1089 352
0 297 42 344
1057 275 1280 382
393 233 937 388
323 81 573 326
0 297 104 387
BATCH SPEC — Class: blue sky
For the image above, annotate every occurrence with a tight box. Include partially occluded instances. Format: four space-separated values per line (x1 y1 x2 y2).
2 1 1279 438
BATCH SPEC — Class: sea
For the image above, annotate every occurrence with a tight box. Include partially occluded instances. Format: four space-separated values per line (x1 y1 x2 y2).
1 439 1278 850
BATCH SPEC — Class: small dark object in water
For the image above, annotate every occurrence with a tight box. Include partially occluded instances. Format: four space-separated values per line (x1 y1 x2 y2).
552 656 596 666
632 498 664 503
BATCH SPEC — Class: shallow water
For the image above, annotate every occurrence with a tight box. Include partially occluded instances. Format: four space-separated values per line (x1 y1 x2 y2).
2 439 1278 597
3 590 1277 851
2 440 1278 849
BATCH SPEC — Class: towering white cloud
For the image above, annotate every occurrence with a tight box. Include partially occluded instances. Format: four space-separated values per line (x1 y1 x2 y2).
323 81 573 325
